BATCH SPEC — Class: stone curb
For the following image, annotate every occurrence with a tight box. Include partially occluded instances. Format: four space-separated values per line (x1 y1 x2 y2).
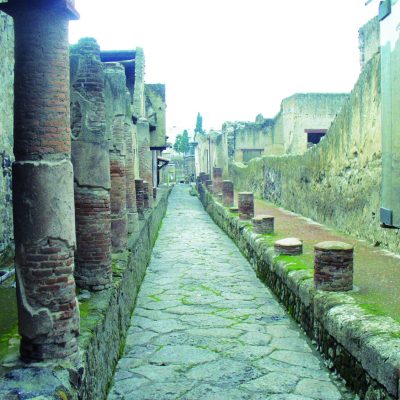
200 188 400 400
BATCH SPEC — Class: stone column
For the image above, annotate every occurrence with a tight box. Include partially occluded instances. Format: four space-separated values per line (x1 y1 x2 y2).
124 92 139 233
1 0 80 361
143 181 150 209
104 64 128 252
238 192 254 220
274 238 303 255
314 241 354 291
135 179 145 218
137 118 153 207
212 167 223 194
70 38 112 291
252 215 274 234
222 180 234 207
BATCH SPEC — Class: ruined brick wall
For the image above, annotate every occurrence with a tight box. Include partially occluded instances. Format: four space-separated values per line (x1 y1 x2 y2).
230 54 394 252
0 11 14 259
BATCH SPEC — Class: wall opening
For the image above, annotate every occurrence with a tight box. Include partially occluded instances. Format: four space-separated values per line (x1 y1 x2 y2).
305 129 327 147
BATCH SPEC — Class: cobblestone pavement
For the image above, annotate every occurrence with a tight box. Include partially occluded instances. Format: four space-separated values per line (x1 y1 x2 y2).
108 185 354 400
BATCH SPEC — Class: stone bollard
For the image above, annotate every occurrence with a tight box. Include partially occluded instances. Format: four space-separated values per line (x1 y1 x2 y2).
208 184 214 193
217 193 223 203
205 180 213 191
222 180 234 207
274 238 303 255
213 167 223 194
135 179 145 218
143 181 150 209
314 241 354 291
238 192 254 220
252 215 274 234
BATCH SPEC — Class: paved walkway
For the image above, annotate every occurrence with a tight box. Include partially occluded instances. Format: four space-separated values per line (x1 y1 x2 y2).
108 185 353 400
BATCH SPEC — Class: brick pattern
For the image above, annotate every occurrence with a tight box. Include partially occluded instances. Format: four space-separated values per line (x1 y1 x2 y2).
314 242 353 291
143 181 150 209
125 120 138 233
110 153 128 251
238 192 254 220
222 180 234 207
70 38 112 290
19 239 79 361
11 7 79 361
212 167 223 194
74 190 111 291
252 215 274 234
274 238 303 256
135 179 145 218
13 10 72 161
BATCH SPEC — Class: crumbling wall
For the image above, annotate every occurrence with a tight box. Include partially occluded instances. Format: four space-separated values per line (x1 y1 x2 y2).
359 16 380 69
0 11 14 260
231 54 397 252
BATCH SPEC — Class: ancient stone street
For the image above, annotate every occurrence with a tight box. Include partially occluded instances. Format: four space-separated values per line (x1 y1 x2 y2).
108 185 353 400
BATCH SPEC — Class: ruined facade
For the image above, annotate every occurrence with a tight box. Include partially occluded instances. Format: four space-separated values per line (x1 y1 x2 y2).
0 0 167 381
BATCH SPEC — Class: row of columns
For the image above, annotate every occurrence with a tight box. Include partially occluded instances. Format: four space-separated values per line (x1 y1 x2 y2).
198 168 355 294
1 0 158 362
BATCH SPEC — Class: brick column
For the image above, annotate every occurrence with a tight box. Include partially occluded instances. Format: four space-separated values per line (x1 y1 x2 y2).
238 192 254 220
1 0 80 361
222 180 234 207
314 241 354 291
70 38 112 291
124 92 139 233
212 167 223 194
137 118 153 207
135 179 145 218
252 215 274 234
104 64 128 252
274 238 303 255
143 181 151 209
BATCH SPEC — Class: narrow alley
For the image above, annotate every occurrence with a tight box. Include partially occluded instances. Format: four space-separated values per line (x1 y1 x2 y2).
108 185 353 400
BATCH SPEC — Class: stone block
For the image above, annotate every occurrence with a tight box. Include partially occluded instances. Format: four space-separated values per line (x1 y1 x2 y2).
274 237 303 255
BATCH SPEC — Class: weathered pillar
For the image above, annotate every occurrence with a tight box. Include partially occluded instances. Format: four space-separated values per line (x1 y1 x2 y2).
104 63 128 252
238 192 254 220
137 118 153 207
135 178 145 218
252 215 274 234
70 38 112 291
314 241 354 291
124 92 139 233
143 181 150 209
222 180 234 207
274 238 303 255
212 167 223 194
0 0 80 361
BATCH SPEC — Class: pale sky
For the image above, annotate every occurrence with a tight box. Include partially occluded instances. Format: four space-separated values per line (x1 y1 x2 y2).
69 0 379 137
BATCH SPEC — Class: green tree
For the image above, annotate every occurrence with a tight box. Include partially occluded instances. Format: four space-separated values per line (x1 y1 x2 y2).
173 130 190 155
194 112 204 135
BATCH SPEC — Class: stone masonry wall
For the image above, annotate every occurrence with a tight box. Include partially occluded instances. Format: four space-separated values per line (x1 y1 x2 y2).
0 11 14 260
200 189 400 400
230 54 400 253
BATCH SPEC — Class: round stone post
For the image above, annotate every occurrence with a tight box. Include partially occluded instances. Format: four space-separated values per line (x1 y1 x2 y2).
125 92 139 233
274 238 303 255
222 180 234 207
143 181 150 209
314 241 354 291
104 63 128 252
135 178 145 218
252 215 274 234
212 167 223 194
70 38 112 291
238 192 254 220
2 0 80 361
